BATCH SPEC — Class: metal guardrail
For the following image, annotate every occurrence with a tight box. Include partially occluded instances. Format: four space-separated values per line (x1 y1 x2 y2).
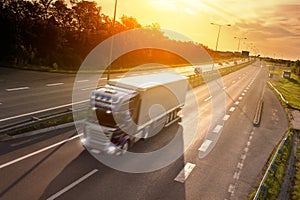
267 82 289 105
0 60 254 135
0 101 89 135
253 136 288 199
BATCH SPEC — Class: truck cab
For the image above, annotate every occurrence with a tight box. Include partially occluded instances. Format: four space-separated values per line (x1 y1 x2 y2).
81 73 188 155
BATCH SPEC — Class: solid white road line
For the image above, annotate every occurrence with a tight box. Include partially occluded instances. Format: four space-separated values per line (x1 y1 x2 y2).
198 139 212 152
174 162 196 183
0 133 83 169
204 96 212 102
0 100 89 122
46 83 64 87
47 169 98 200
6 87 30 92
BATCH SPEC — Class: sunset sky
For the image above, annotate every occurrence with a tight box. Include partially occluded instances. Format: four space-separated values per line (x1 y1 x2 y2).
98 0 300 61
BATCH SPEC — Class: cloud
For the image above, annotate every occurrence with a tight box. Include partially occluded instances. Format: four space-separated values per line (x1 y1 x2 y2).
184 8 196 15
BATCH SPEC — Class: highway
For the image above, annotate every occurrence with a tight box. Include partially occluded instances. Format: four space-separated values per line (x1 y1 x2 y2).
0 61 288 199
0 60 247 121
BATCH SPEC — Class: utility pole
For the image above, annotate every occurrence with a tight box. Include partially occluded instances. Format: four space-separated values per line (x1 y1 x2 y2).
234 36 247 52
210 23 231 52
107 0 118 81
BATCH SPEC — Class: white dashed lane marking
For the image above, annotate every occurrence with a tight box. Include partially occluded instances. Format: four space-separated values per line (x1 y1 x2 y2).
212 125 223 133
0 100 88 123
233 171 240 179
237 162 243 169
241 154 246 160
198 139 213 152
81 87 96 91
76 80 89 83
228 184 235 193
47 169 98 200
174 162 196 183
46 83 64 87
229 107 235 112
6 87 30 92
234 101 239 105
204 96 212 102
247 141 251 147
223 115 230 121
0 133 83 169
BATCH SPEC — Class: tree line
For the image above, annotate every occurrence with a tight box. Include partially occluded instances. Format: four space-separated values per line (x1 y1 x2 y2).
0 0 157 70
0 0 250 72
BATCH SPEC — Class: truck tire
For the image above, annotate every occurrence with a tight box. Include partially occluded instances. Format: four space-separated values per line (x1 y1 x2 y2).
121 140 130 153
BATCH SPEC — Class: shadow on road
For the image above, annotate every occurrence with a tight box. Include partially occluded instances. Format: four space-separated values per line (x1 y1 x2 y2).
40 123 187 200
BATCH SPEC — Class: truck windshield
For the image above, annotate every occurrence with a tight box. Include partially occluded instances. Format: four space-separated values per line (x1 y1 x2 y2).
90 94 140 128
95 109 117 128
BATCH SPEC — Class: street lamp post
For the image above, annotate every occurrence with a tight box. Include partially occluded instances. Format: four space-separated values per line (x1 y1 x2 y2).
107 0 118 81
210 23 231 52
234 36 247 52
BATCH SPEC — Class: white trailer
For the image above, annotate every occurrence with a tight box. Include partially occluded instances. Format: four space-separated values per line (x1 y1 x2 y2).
81 73 188 155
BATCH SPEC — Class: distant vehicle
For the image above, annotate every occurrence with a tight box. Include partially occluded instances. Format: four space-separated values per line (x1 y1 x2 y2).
81 73 188 155
194 64 215 74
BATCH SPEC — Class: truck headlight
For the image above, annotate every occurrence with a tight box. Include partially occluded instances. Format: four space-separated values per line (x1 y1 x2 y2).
80 138 87 145
107 145 116 154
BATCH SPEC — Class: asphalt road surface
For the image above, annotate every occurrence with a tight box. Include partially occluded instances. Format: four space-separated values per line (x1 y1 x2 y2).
0 60 248 121
0 61 288 199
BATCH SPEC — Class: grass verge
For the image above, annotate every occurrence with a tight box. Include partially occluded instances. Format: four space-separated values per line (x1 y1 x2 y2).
249 130 293 199
269 68 300 110
292 131 300 199
8 115 74 136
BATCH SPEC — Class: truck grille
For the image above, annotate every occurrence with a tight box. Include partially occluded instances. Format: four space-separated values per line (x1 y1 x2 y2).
84 123 112 150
